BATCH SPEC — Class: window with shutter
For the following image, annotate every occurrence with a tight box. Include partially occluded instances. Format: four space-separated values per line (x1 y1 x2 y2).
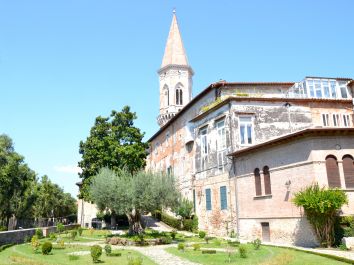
254 168 262 196
205 188 212 211
343 155 354 189
263 166 272 195
326 155 341 188
220 186 227 210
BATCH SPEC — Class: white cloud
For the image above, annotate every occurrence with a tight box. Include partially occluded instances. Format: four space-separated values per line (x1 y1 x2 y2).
53 165 82 174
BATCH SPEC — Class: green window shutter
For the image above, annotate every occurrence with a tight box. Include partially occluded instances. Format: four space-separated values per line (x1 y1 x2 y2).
205 188 211 211
220 186 227 210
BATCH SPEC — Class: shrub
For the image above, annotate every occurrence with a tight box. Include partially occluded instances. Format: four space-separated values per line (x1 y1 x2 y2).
90 245 102 263
31 235 40 253
177 242 185 251
41 241 52 255
293 184 348 247
229 229 237 238
57 222 64 234
160 236 172 244
202 250 216 254
70 230 77 240
35 228 43 239
59 239 65 248
161 212 181 230
191 215 199 232
104 244 112 255
127 256 143 265
339 244 348 251
183 219 194 232
343 226 354 237
193 243 200 251
205 236 212 244
109 237 120 245
77 227 83 236
199 231 206 239
49 232 56 240
0 225 7 231
239 244 247 258
252 238 261 250
170 229 177 240
89 228 94 235
69 254 80 261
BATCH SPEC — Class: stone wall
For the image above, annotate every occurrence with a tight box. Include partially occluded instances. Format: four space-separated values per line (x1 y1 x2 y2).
0 224 79 246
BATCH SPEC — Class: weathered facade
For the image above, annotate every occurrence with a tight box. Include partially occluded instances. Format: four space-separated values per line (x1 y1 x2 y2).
146 12 354 246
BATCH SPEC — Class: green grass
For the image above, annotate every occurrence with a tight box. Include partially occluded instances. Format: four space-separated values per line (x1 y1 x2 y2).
0 243 156 265
166 244 351 265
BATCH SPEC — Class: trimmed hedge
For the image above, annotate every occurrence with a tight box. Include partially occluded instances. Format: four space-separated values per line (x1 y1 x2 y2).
161 212 181 230
202 250 216 254
0 244 14 252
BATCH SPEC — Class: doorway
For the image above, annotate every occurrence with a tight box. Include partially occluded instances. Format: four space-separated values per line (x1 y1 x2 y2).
261 222 270 242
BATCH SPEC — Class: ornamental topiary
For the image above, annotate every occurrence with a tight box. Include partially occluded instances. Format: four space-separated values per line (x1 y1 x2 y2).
293 184 348 247
198 231 206 239
90 245 102 263
239 244 247 258
104 244 112 256
35 228 43 239
42 241 52 255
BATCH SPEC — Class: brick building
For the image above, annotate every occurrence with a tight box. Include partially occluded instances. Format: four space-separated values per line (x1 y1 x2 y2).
146 12 354 246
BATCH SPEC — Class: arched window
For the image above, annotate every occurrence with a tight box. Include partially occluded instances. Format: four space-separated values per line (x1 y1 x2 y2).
326 155 341 188
254 168 262 196
263 166 271 195
175 83 183 105
343 155 354 188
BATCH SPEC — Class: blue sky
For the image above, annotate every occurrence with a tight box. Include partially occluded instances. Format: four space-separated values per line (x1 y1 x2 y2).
0 0 353 197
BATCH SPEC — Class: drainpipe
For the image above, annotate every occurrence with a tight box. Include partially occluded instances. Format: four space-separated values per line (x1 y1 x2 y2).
233 156 240 237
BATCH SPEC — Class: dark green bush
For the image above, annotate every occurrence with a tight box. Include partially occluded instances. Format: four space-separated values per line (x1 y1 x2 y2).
104 244 112 255
198 231 206 239
161 212 181 230
108 251 122 257
182 219 194 232
35 228 43 239
191 215 198 232
90 245 102 263
239 244 247 258
41 241 53 255
202 250 216 254
252 238 261 250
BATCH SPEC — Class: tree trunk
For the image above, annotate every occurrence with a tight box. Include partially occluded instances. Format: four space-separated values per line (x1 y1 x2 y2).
127 209 143 235
111 211 117 229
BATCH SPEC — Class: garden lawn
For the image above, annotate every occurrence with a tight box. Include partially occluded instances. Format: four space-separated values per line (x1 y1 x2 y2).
166 244 350 265
0 243 156 265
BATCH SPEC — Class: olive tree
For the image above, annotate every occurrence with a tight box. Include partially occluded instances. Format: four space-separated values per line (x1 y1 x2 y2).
90 168 179 235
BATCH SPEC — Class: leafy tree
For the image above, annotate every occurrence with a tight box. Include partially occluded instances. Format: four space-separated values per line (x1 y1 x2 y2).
33 176 77 220
174 198 194 219
78 106 148 199
293 184 348 247
90 168 179 235
0 134 36 228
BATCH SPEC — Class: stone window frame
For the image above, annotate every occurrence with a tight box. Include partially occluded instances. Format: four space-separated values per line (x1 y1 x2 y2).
325 155 341 188
238 115 255 146
215 118 227 173
321 113 330 127
343 114 351 127
199 126 209 171
205 188 212 211
342 154 354 189
220 185 228 210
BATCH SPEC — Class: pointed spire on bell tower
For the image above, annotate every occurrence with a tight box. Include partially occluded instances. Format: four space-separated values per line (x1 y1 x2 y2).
157 10 194 127
161 9 190 68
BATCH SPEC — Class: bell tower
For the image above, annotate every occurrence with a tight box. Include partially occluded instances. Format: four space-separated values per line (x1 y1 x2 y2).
157 10 194 127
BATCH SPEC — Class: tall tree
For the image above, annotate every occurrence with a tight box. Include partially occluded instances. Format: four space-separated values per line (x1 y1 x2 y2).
78 106 148 199
0 134 36 228
90 168 179 235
